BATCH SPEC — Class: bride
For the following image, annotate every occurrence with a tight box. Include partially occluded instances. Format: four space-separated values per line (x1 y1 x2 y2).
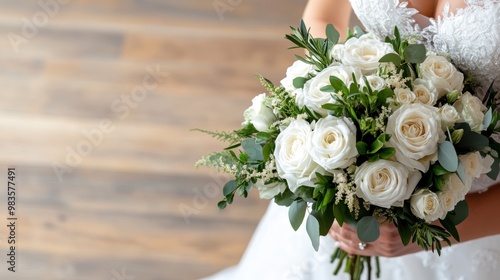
202 0 500 279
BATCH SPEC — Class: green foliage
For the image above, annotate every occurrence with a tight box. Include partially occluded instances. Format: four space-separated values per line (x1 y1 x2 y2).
285 20 335 71
357 216 380 242
306 215 321 251
289 200 307 231
438 141 458 172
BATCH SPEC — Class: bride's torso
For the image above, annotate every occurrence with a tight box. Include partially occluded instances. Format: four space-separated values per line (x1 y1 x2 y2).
349 0 499 94
350 0 500 192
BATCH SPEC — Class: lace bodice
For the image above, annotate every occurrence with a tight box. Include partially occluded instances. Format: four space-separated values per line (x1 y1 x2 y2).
350 0 500 94
350 0 500 193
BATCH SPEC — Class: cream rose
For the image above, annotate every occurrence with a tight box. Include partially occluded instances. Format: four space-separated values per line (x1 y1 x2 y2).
410 189 444 223
254 180 287 200
243 93 277 132
365 75 387 91
413 79 438 106
280 60 316 92
438 104 461 128
274 119 326 192
395 88 416 104
386 103 445 172
453 92 487 132
309 116 358 170
443 173 469 205
459 152 493 184
355 160 421 208
339 34 396 75
419 54 464 97
302 65 361 116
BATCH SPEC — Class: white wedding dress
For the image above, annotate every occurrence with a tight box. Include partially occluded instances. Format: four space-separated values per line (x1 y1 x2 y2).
202 1 500 279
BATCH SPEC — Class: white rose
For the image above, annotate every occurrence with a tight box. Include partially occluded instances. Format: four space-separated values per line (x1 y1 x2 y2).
438 191 456 217
274 119 326 193
280 60 316 92
254 180 287 200
410 189 444 223
443 173 469 205
303 65 361 116
364 75 386 91
413 79 439 106
419 54 464 97
309 116 358 170
394 88 416 104
355 160 421 208
331 44 345 61
453 92 487 132
386 103 445 172
340 34 396 75
243 93 277 132
459 152 492 181
438 104 461 128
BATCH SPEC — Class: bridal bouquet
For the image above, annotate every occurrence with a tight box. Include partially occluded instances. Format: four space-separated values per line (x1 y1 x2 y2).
196 21 500 279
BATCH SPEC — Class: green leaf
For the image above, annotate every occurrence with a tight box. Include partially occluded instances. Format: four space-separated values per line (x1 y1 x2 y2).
289 200 307 231
487 156 500 180
329 76 349 94
446 200 469 225
322 188 335 207
311 205 335 236
242 138 264 161
356 141 369 155
320 85 336 92
432 165 449 176
217 200 227 210
306 215 321 251
356 216 380 243
369 140 384 154
378 147 396 159
274 188 296 206
440 217 460 242
293 77 309 89
454 123 489 151
262 142 274 162
255 132 272 144
223 180 237 196
403 44 426 63
379 53 401 67
333 203 348 227
326 24 340 45
438 141 458 172
396 219 412 246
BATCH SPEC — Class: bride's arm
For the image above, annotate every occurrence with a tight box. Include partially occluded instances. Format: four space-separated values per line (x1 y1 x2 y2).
330 182 500 257
302 0 352 40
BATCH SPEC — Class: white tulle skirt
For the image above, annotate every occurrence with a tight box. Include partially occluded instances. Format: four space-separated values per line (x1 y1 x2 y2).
202 202 500 280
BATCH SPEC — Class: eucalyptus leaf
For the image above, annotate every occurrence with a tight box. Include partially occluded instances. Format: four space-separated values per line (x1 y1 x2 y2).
456 161 468 185
289 200 307 231
306 215 321 251
293 77 309 89
242 138 264 162
274 188 296 206
379 53 401 67
326 24 340 44
438 141 458 172
311 205 335 236
403 44 426 63
357 216 380 243
483 107 493 128
217 200 227 210
223 180 238 196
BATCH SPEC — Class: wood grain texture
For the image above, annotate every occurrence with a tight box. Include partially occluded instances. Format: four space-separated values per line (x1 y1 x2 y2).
0 0 306 279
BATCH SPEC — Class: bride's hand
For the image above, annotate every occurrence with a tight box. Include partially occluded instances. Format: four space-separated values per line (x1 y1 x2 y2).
328 220 423 257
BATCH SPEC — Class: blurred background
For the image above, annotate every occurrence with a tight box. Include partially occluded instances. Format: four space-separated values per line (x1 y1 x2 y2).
0 0 307 279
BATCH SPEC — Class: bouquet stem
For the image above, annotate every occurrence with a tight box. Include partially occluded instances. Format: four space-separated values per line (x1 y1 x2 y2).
331 248 379 280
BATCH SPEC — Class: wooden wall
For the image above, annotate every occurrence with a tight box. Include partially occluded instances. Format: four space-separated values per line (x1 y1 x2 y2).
0 0 308 279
